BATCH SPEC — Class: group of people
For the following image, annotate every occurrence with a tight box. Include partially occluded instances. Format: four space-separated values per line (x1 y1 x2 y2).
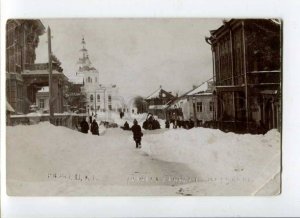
78 117 100 135
78 116 143 149
166 112 199 129
165 118 197 129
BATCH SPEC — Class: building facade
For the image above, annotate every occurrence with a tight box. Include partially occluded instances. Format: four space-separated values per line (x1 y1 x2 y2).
76 38 120 114
35 87 50 112
168 79 215 125
145 86 175 119
206 19 281 133
6 19 67 114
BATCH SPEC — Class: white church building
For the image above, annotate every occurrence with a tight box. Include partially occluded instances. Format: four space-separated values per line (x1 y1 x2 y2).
76 37 121 114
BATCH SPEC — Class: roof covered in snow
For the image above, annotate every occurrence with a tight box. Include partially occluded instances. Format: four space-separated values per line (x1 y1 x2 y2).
186 78 214 96
146 86 174 100
149 105 169 110
38 86 49 93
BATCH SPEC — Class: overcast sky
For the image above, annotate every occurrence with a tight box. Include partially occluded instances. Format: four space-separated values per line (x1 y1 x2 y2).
35 18 222 97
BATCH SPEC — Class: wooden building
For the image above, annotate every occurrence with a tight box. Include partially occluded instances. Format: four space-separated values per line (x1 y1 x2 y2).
167 79 215 126
6 19 67 114
145 86 175 119
206 19 281 133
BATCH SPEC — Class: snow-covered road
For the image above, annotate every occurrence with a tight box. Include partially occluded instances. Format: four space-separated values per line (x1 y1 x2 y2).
6 119 281 196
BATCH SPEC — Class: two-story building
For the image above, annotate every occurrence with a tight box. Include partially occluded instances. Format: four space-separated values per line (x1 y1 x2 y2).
206 19 281 133
6 19 68 114
145 86 175 119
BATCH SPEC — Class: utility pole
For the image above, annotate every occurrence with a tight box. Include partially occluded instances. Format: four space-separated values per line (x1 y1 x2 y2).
48 26 54 124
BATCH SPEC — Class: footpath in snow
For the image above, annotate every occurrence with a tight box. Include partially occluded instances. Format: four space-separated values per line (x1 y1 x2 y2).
6 118 281 196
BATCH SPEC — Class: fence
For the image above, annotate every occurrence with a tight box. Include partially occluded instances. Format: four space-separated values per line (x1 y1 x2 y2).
8 113 87 130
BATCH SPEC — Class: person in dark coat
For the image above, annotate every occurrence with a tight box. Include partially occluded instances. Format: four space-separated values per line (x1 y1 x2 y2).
80 118 89 134
90 119 99 135
120 111 124 119
165 120 170 128
131 119 143 148
122 121 130 130
89 115 93 124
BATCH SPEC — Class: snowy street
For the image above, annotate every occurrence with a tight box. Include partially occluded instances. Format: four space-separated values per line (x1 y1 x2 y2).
7 113 281 196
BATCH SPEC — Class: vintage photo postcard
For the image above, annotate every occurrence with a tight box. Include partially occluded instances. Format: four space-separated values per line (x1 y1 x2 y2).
6 18 281 196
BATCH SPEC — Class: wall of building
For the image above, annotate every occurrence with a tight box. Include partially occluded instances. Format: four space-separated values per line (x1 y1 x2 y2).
6 19 45 114
6 73 24 114
170 95 214 123
209 19 281 132
85 87 120 113
188 95 214 122
36 93 50 112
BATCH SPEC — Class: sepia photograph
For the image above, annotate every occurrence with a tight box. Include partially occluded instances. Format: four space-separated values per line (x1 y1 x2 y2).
5 18 282 196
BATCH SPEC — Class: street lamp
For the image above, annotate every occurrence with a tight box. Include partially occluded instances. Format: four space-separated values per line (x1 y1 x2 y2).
192 96 197 128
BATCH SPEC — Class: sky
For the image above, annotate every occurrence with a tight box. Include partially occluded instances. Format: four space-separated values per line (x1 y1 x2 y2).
35 18 222 98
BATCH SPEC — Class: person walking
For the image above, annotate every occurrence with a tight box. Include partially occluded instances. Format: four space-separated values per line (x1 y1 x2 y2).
80 117 89 134
131 119 143 148
165 120 170 128
91 119 99 135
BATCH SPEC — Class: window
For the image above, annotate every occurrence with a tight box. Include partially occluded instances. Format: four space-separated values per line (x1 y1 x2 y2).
209 101 214 112
196 102 202 112
90 94 93 102
108 95 112 110
39 99 45 109
97 94 100 102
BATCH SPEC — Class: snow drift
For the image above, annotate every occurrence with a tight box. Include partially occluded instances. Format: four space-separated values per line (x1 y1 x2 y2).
142 127 281 195
6 122 281 196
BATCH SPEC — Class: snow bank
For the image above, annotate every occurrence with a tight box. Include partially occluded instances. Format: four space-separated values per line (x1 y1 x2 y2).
142 127 281 195
6 122 281 196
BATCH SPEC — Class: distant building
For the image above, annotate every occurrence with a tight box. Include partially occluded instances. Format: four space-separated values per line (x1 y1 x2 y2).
36 86 50 112
6 19 67 114
167 79 215 125
75 38 120 114
145 86 175 119
206 19 281 133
